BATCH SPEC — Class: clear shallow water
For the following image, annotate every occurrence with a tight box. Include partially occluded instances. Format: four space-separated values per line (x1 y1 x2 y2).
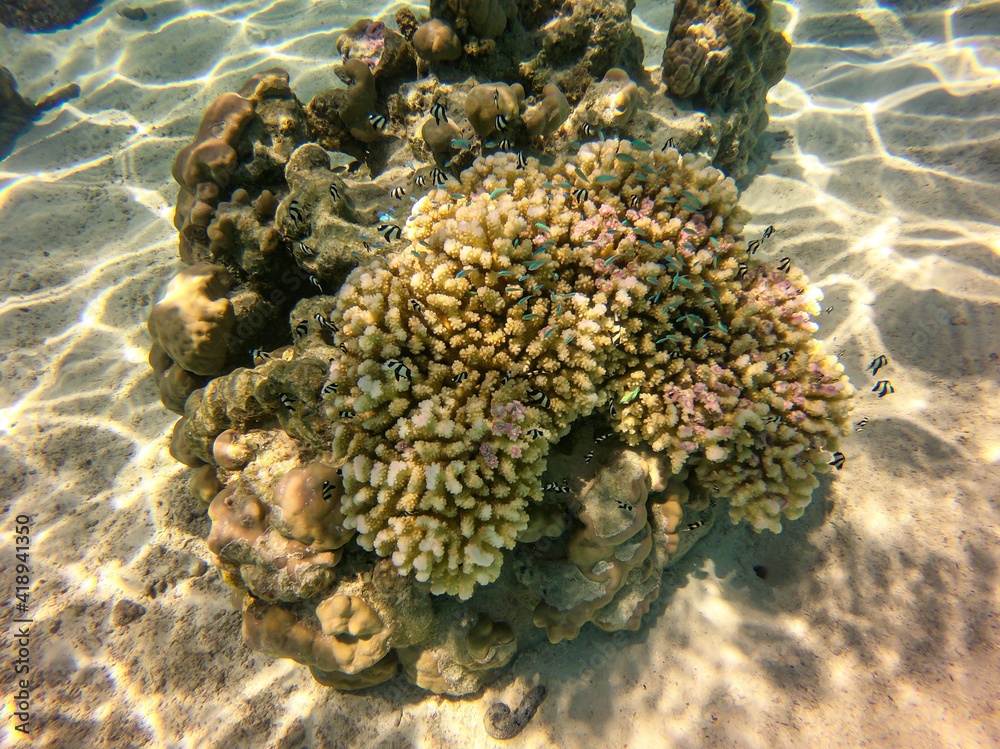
1 1 999 747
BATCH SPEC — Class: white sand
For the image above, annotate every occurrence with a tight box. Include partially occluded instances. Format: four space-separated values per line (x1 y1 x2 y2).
2 1 999 746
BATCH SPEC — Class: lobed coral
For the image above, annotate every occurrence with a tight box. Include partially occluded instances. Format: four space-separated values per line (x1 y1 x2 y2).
661 0 791 179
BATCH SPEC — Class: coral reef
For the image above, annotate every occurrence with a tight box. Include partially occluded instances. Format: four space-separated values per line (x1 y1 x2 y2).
150 10 843 696
661 0 791 179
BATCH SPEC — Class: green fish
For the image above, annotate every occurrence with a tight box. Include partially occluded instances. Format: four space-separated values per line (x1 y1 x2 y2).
630 139 652 151
456 268 473 277
645 276 660 285
484 141 498 148
451 138 471 149
616 152 637 163
620 386 641 404
565 332 577 343
516 295 532 305
680 190 702 208
524 313 541 320
498 270 514 275
570 141 581 149
555 181 573 188
541 181 555 189
543 327 557 338
662 196 679 203
410 250 424 259
451 193 465 199
506 285 522 293
528 260 548 270
674 276 696 291
574 166 588 182
681 204 700 212
490 187 509 199
594 175 618 184
634 174 649 182
535 222 551 233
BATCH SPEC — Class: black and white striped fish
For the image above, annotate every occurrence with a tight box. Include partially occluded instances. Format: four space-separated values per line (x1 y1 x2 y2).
581 123 596 137
385 358 412 381
329 183 341 202
526 387 549 409
626 195 640 209
369 113 387 130
527 428 544 438
543 479 570 493
684 521 705 531
452 372 469 383
855 416 869 431
516 152 528 169
573 187 587 202
314 312 339 333
251 349 271 362
297 242 314 257
278 393 296 409
431 100 448 125
777 257 791 272
736 262 748 279
308 274 323 292
430 167 448 186
294 320 308 338
594 433 612 443
288 200 304 224
609 400 618 419
390 187 405 199
410 299 423 312
495 114 509 131
584 451 594 463
776 351 792 362
497 138 513 150
379 224 402 241
747 239 760 255
321 480 334 500
321 382 337 396
415 174 427 187
762 225 775 240
339 410 353 418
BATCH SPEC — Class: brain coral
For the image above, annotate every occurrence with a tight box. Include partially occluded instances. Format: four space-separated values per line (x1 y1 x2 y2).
316 138 852 598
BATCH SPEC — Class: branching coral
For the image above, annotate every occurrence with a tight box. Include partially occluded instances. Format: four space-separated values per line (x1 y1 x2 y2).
314 138 852 597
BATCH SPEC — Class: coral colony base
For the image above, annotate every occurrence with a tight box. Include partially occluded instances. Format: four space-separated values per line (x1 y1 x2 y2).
151 1 853 696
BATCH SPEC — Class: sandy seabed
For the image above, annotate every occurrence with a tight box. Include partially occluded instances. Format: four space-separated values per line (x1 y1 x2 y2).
1 0 999 747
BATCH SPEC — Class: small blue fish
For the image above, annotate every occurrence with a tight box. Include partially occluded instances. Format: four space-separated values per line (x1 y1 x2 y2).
456 268 474 278
490 187 509 199
451 138 471 149
524 313 541 320
528 260 548 270
565 332 576 343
